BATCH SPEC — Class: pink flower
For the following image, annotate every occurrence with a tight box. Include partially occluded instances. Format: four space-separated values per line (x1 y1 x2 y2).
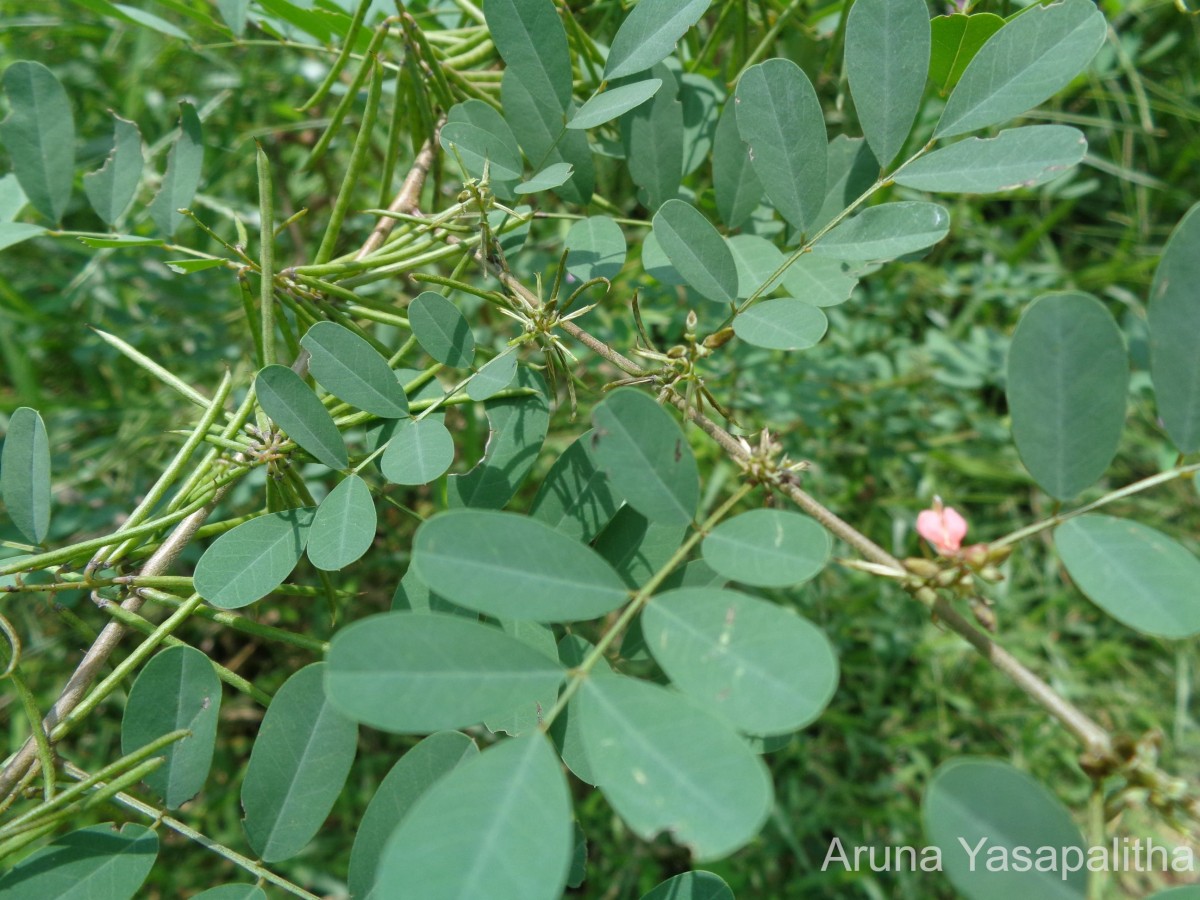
916 498 968 556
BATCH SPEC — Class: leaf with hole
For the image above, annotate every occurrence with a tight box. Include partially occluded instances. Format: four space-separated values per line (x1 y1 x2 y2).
0 823 157 900
83 113 142 225
811 201 950 261
652 199 737 305
254 364 347 469
1055 515 1200 639
409 291 475 368
565 215 626 283
241 663 357 862
413 509 628 622
193 507 316 609
301 321 408 418
149 101 204 236
643 587 838 735
923 758 1087 900
380 417 455 486
934 0 1107 139
735 58 826 233
121 645 221 808
326 611 565 733
1148 202 1200 453
1 406 51 544
578 675 773 860
929 12 1005 94
0 61 75 223
1007 292 1128 500
376 735 572 900
845 0 930 168
604 0 711 80
702 509 830 587
306 474 376 571
348 731 479 900
591 389 699 526
895 126 1086 194
733 298 828 351
569 79 663 129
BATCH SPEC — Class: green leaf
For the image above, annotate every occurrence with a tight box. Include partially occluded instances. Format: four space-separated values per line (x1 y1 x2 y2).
377 735 572 900
780 255 859 308
484 620 561 735
652 199 737 304
486 0 573 110
326 611 565 733
569 79 663 129
701 509 830 587
530 431 619 543
641 872 735 900
76 234 164 247
390 566 474 618
306 474 376 571
466 351 518 401
1 407 51 544
923 758 1087 900
845 0 930 168
440 121 524 184
564 215 626 282
712 101 762 229
165 257 226 274
514 162 574 195
412 509 628 622
929 13 1005 95
380 417 455 485
0 823 157 900
0 61 75 223
83 113 143 225
193 507 316 609
895 125 1086 193
121 645 221 808
578 675 773 860
726 234 785 299
1055 515 1200 639
255 364 348 469
409 291 476 368
733 298 828 351
1006 292 1128 500
594 506 688 590
680 74 723 176
447 367 549 508
641 230 686 285
934 0 1107 139
1148 202 1200 453
810 136 880 233
591 389 699 526
643 587 838 735
735 59 826 233
622 63 683 211
150 101 204 236
501 69 595 206
241 663 357 862
811 201 950 261
301 321 409 418
605 0 711 80
216 0 250 37
349 732 479 900
0 221 44 252
192 886 265 900
111 3 191 39
0 172 27 221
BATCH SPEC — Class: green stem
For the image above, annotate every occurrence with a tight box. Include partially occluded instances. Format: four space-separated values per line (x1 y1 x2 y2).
257 145 277 369
7 666 57 802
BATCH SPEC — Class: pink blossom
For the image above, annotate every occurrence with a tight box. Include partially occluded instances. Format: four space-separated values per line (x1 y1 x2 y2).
916 498 968 556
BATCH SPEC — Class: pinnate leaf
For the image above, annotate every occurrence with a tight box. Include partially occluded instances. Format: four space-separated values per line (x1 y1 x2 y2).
1055 515 1200 639
0 61 75 223
193 507 316 609
1006 292 1128 500
326 611 566 733
934 0 1107 139
413 509 628 622
121 645 221 808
